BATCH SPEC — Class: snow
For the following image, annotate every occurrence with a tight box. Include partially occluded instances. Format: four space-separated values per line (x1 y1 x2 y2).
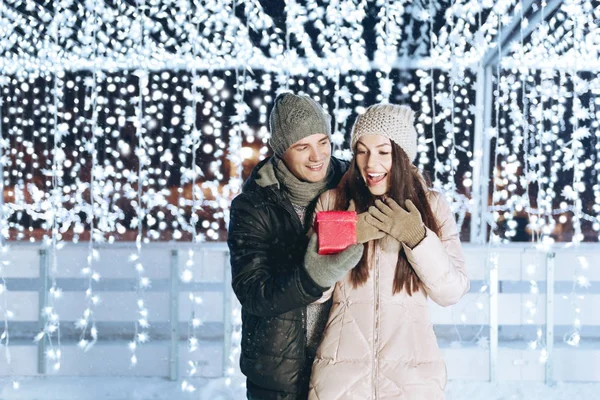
446 381 600 400
2 377 600 400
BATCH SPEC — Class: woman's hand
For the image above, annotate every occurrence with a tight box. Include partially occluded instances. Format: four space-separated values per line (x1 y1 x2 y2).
365 198 426 248
348 200 386 244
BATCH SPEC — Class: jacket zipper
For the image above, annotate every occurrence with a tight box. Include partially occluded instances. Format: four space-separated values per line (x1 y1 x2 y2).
274 190 308 394
278 194 304 233
372 244 381 399
301 305 307 394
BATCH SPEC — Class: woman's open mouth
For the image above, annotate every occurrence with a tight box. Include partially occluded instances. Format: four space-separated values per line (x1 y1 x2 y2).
366 172 387 186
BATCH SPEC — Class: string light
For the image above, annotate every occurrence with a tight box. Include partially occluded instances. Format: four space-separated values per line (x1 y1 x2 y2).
180 16 204 385
128 0 150 368
75 0 101 354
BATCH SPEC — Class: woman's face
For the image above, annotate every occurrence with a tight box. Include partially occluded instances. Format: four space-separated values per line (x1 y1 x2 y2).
355 134 393 196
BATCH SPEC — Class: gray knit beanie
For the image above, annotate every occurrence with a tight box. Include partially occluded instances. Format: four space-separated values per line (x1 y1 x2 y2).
351 104 418 162
269 93 332 157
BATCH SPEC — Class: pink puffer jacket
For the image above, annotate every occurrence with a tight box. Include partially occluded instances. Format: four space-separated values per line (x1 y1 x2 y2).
309 189 469 400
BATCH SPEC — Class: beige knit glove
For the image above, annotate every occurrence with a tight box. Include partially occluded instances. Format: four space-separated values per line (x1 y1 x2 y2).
365 199 426 249
348 200 386 244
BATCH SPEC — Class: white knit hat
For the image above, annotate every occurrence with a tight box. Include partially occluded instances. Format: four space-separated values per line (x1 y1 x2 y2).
350 104 418 162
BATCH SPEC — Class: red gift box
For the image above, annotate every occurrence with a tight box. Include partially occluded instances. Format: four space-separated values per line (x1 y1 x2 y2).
315 211 357 255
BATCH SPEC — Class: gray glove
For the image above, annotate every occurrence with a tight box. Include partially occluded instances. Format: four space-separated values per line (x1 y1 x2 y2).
304 233 364 288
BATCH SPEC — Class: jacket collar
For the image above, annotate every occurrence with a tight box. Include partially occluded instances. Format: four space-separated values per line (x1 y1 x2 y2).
242 156 348 196
254 157 280 189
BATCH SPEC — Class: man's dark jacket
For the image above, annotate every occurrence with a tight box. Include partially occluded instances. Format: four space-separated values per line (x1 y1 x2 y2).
227 156 348 399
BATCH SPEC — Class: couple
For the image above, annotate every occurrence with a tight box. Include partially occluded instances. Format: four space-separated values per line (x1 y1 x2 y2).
227 93 469 400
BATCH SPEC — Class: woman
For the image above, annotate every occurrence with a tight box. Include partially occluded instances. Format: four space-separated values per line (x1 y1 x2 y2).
308 104 469 399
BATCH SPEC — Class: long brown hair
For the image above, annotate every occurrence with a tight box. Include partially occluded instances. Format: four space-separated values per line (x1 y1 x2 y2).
334 141 441 295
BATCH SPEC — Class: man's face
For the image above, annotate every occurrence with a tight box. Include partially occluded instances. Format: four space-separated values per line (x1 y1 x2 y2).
281 133 331 183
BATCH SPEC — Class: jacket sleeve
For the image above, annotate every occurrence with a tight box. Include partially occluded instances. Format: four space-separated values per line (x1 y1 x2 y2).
227 195 326 317
402 192 469 307
309 190 336 304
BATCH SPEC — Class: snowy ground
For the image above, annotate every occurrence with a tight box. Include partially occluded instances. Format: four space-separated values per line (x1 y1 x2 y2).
2 377 600 400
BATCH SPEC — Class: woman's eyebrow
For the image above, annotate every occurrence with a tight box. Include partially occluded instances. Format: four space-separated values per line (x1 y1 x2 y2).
357 143 391 148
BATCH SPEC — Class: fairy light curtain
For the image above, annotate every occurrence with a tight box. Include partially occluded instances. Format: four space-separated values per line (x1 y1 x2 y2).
0 0 599 389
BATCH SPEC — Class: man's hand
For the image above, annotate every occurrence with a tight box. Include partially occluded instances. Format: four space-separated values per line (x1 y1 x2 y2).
304 233 364 288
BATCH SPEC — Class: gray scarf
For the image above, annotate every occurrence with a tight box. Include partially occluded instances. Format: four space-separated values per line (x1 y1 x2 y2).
273 157 334 207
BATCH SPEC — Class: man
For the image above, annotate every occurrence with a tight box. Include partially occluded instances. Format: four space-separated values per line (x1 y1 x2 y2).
227 93 364 399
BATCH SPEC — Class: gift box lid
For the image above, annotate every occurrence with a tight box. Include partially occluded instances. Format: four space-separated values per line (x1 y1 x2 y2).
316 211 357 223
